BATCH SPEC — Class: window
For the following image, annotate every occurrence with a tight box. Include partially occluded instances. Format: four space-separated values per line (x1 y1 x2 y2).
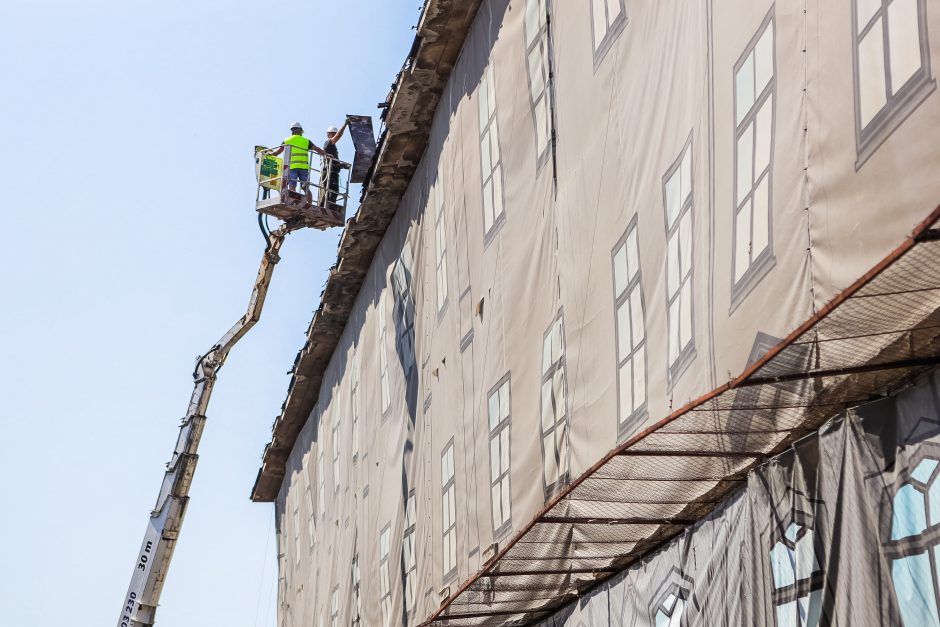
332 413 341 494
663 141 695 380
318 451 326 520
649 572 694 627
392 243 416 376
768 514 823 626
402 492 417 614
612 220 647 437
487 376 512 536
886 455 940 626
433 164 449 313
478 64 505 237
351 554 361 627
330 586 340 627
292 489 301 567
525 0 554 166
351 350 360 459
540 313 569 496
379 524 392 627
304 485 316 549
378 291 390 414
853 0 934 165
732 12 775 302
654 589 688 627
441 442 457 581
275 502 285 591
590 0 625 62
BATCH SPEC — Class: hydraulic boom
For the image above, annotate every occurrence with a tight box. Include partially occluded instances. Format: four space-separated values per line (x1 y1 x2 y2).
117 221 302 627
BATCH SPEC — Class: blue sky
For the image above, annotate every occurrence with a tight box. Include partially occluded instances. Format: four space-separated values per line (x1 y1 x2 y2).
0 1 416 624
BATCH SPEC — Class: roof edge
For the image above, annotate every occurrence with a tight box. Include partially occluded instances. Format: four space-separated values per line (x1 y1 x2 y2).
252 0 484 502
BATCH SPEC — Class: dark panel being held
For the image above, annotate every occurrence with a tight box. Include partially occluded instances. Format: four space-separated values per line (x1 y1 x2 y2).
347 114 376 184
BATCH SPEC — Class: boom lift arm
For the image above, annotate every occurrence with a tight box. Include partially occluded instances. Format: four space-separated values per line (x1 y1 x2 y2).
117 221 302 627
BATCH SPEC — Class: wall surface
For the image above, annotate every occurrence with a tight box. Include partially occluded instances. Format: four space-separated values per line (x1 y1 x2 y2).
271 1 940 625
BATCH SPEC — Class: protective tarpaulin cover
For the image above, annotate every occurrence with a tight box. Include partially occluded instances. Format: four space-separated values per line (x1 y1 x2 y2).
535 372 940 627
266 0 940 625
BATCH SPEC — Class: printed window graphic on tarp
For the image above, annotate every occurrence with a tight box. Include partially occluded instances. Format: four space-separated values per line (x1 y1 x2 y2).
536 373 940 626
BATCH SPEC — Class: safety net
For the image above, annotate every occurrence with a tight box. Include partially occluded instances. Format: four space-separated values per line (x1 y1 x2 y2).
422 205 940 626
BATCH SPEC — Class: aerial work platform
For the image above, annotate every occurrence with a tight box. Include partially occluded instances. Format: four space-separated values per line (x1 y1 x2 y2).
254 145 351 230
256 191 345 227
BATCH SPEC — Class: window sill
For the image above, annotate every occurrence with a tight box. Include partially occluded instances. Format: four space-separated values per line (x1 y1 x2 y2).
729 251 777 315
436 299 449 325
667 345 697 390
617 406 649 445
493 521 513 544
543 472 571 501
459 328 474 352
856 74 936 170
592 15 628 73
483 214 507 249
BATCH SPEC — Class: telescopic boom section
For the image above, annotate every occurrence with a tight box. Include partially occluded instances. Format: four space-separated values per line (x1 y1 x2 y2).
117 224 298 627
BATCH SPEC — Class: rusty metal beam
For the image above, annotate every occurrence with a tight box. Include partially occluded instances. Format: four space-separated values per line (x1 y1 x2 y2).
438 609 552 620
539 516 697 525
740 355 940 387
485 567 619 577
616 449 768 459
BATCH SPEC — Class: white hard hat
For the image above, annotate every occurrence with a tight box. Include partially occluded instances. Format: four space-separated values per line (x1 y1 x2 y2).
290 122 303 132
327 126 339 134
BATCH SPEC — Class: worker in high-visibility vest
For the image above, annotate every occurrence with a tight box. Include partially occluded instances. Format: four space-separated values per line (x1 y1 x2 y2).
269 122 326 201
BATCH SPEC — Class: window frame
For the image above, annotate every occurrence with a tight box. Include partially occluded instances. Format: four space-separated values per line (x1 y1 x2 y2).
852 0 935 168
478 64 506 242
378 290 391 418
291 487 302 567
391 243 416 377
441 439 458 583
433 162 449 316
539 310 570 498
730 9 777 310
379 523 392 627
524 0 557 172
767 510 825 626
590 0 627 69
611 216 648 440
661 137 697 384
330 585 340 627
304 484 316 551
351 554 361 627
401 490 418 616
332 413 341 495
487 374 513 539
351 349 360 461
318 451 326 520
881 445 940 627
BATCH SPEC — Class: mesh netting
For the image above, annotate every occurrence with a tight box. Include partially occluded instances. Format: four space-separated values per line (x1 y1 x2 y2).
422 217 940 626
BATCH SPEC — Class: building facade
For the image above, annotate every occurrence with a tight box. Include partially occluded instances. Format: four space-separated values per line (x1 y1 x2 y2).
251 0 940 625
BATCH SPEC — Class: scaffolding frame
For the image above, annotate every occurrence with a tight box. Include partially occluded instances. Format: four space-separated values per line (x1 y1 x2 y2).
422 204 940 626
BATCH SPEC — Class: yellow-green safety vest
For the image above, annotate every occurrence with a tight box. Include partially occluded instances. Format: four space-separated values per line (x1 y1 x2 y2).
283 135 312 170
